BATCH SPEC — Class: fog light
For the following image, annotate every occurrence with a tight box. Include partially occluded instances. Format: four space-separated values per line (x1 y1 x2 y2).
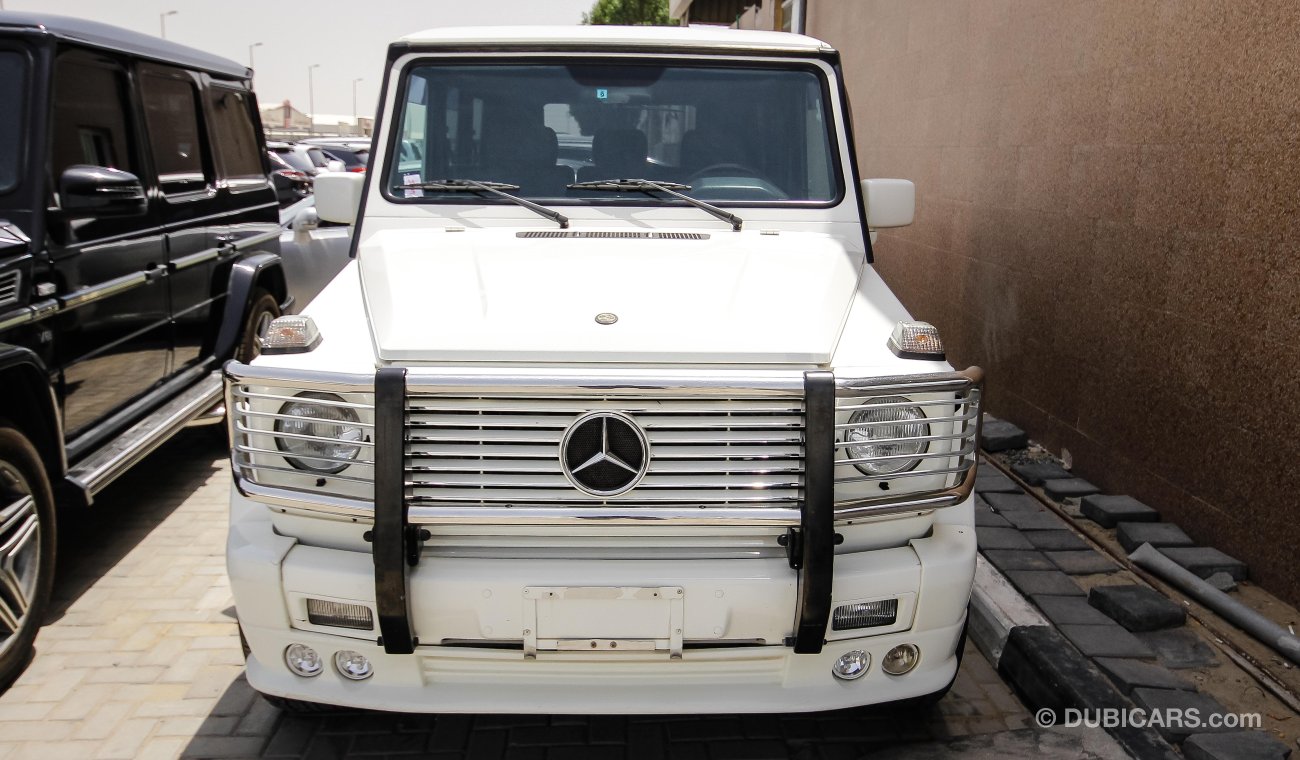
334 650 373 681
831 650 871 681
307 598 374 630
284 643 323 677
833 599 899 631
882 643 920 675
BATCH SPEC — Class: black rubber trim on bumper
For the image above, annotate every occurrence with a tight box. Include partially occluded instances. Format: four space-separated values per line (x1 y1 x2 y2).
793 370 835 654
373 366 414 654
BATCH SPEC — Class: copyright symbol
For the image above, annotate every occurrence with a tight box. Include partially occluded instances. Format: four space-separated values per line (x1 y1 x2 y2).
1035 708 1056 727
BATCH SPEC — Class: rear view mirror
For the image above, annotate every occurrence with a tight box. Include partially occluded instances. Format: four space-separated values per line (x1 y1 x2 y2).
59 165 147 217
861 179 915 229
314 172 365 225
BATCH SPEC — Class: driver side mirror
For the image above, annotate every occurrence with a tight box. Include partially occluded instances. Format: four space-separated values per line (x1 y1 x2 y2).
59 165 147 217
861 179 915 229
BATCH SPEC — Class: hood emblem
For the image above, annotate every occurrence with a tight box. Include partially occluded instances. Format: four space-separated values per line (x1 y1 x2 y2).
594 312 618 325
560 412 649 496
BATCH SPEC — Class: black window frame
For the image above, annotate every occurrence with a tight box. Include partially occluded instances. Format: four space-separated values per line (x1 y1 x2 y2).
138 63 216 201
0 45 32 196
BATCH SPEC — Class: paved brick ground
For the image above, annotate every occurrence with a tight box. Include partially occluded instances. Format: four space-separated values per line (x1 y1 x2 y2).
0 432 1124 759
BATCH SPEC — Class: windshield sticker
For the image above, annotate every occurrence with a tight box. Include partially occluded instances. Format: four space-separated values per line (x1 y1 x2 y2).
402 172 422 197
596 88 608 100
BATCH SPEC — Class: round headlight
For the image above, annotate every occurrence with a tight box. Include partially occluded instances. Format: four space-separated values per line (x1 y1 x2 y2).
844 396 929 476
274 392 364 473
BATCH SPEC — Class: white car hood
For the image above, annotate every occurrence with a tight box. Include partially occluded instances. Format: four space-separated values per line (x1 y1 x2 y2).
358 227 865 364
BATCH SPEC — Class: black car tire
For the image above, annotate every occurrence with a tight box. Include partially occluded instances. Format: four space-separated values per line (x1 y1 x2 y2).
0 426 57 692
235 288 281 364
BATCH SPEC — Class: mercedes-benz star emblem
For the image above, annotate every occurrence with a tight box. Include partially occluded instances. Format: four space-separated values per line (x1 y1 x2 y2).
560 412 649 496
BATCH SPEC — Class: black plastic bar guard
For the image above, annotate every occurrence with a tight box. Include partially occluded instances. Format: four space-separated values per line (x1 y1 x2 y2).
793 370 835 654
373 367 415 654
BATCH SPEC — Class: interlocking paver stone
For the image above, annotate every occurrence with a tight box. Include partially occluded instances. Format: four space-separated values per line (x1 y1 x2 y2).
1004 570 1084 597
1000 509 1067 531
1088 585 1186 632
1183 730 1295 760
1010 462 1071 485
1024 530 1090 552
1033 596 1116 626
1058 625 1156 660
1135 629 1220 669
975 469 1023 494
980 419 1029 452
1205 572 1238 593
1116 523 1194 554
1041 478 1100 500
976 527 1036 550
974 506 1013 528
1093 658 1196 696
982 550 1055 572
1158 547 1248 581
1045 551 1118 575
1079 495 1159 528
983 493 1044 513
1130 689 1234 742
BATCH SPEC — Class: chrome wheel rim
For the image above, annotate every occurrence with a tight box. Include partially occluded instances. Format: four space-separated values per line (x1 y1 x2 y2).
0 462 39 660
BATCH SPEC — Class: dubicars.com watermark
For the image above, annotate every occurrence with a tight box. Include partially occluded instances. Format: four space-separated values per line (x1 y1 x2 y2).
1035 707 1262 730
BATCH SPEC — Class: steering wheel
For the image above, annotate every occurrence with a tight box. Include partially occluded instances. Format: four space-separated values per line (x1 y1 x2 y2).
686 162 785 200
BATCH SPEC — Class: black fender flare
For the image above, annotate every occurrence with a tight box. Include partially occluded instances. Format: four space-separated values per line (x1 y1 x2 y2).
213 253 287 361
0 345 65 481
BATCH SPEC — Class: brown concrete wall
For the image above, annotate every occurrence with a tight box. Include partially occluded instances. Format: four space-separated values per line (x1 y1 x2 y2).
807 0 1300 605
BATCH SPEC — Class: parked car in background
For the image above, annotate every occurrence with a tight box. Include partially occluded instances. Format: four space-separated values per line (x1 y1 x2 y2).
277 197 353 310
0 11 291 689
315 144 370 173
269 142 341 176
267 148 313 207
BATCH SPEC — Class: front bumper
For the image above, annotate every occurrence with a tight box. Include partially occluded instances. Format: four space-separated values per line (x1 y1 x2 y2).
228 492 977 714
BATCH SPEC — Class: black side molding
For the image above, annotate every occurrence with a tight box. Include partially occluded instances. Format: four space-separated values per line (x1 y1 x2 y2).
793 370 836 654
373 366 415 654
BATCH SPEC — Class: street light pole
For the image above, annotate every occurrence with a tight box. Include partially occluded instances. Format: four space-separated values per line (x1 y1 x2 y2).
160 10 177 39
248 42 263 69
307 64 320 135
352 78 363 134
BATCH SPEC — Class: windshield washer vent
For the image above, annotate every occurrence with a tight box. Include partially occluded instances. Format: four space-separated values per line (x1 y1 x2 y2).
516 231 709 240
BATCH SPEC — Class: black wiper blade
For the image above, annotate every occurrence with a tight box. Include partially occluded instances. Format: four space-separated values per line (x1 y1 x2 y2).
567 178 742 231
568 179 691 191
408 178 568 229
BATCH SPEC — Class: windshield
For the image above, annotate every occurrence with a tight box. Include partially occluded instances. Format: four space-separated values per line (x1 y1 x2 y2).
386 61 839 205
273 147 315 173
0 51 27 194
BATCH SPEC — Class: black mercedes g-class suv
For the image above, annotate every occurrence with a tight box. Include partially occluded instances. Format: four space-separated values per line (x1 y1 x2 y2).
0 12 288 687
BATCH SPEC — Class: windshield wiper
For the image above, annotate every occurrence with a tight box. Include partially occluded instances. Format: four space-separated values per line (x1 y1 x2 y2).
407 179 569 229
568 179 743 232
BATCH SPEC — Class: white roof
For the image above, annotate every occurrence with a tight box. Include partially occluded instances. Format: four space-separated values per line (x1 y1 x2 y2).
398 25 834 54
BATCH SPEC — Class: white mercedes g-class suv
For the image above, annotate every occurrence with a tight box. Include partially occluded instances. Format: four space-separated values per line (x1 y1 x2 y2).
225 25 982 714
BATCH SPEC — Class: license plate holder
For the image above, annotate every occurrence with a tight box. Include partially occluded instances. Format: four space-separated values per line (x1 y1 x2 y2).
522 586 684 659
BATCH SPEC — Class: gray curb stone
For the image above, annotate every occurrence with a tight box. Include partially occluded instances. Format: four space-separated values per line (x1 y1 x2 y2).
1011 461 1071 485
1058 624 1157 659
1088 585 1187 632
1130 689 1235 743
1093 657 1196 695
1080 495 1160 528
1182 731 1295 760
1117 522 1195 554
1158 547 1248 581
1042 478 1101 500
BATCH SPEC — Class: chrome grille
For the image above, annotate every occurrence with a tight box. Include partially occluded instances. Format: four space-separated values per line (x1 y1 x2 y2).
404 394 805 507
0 270 19 309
